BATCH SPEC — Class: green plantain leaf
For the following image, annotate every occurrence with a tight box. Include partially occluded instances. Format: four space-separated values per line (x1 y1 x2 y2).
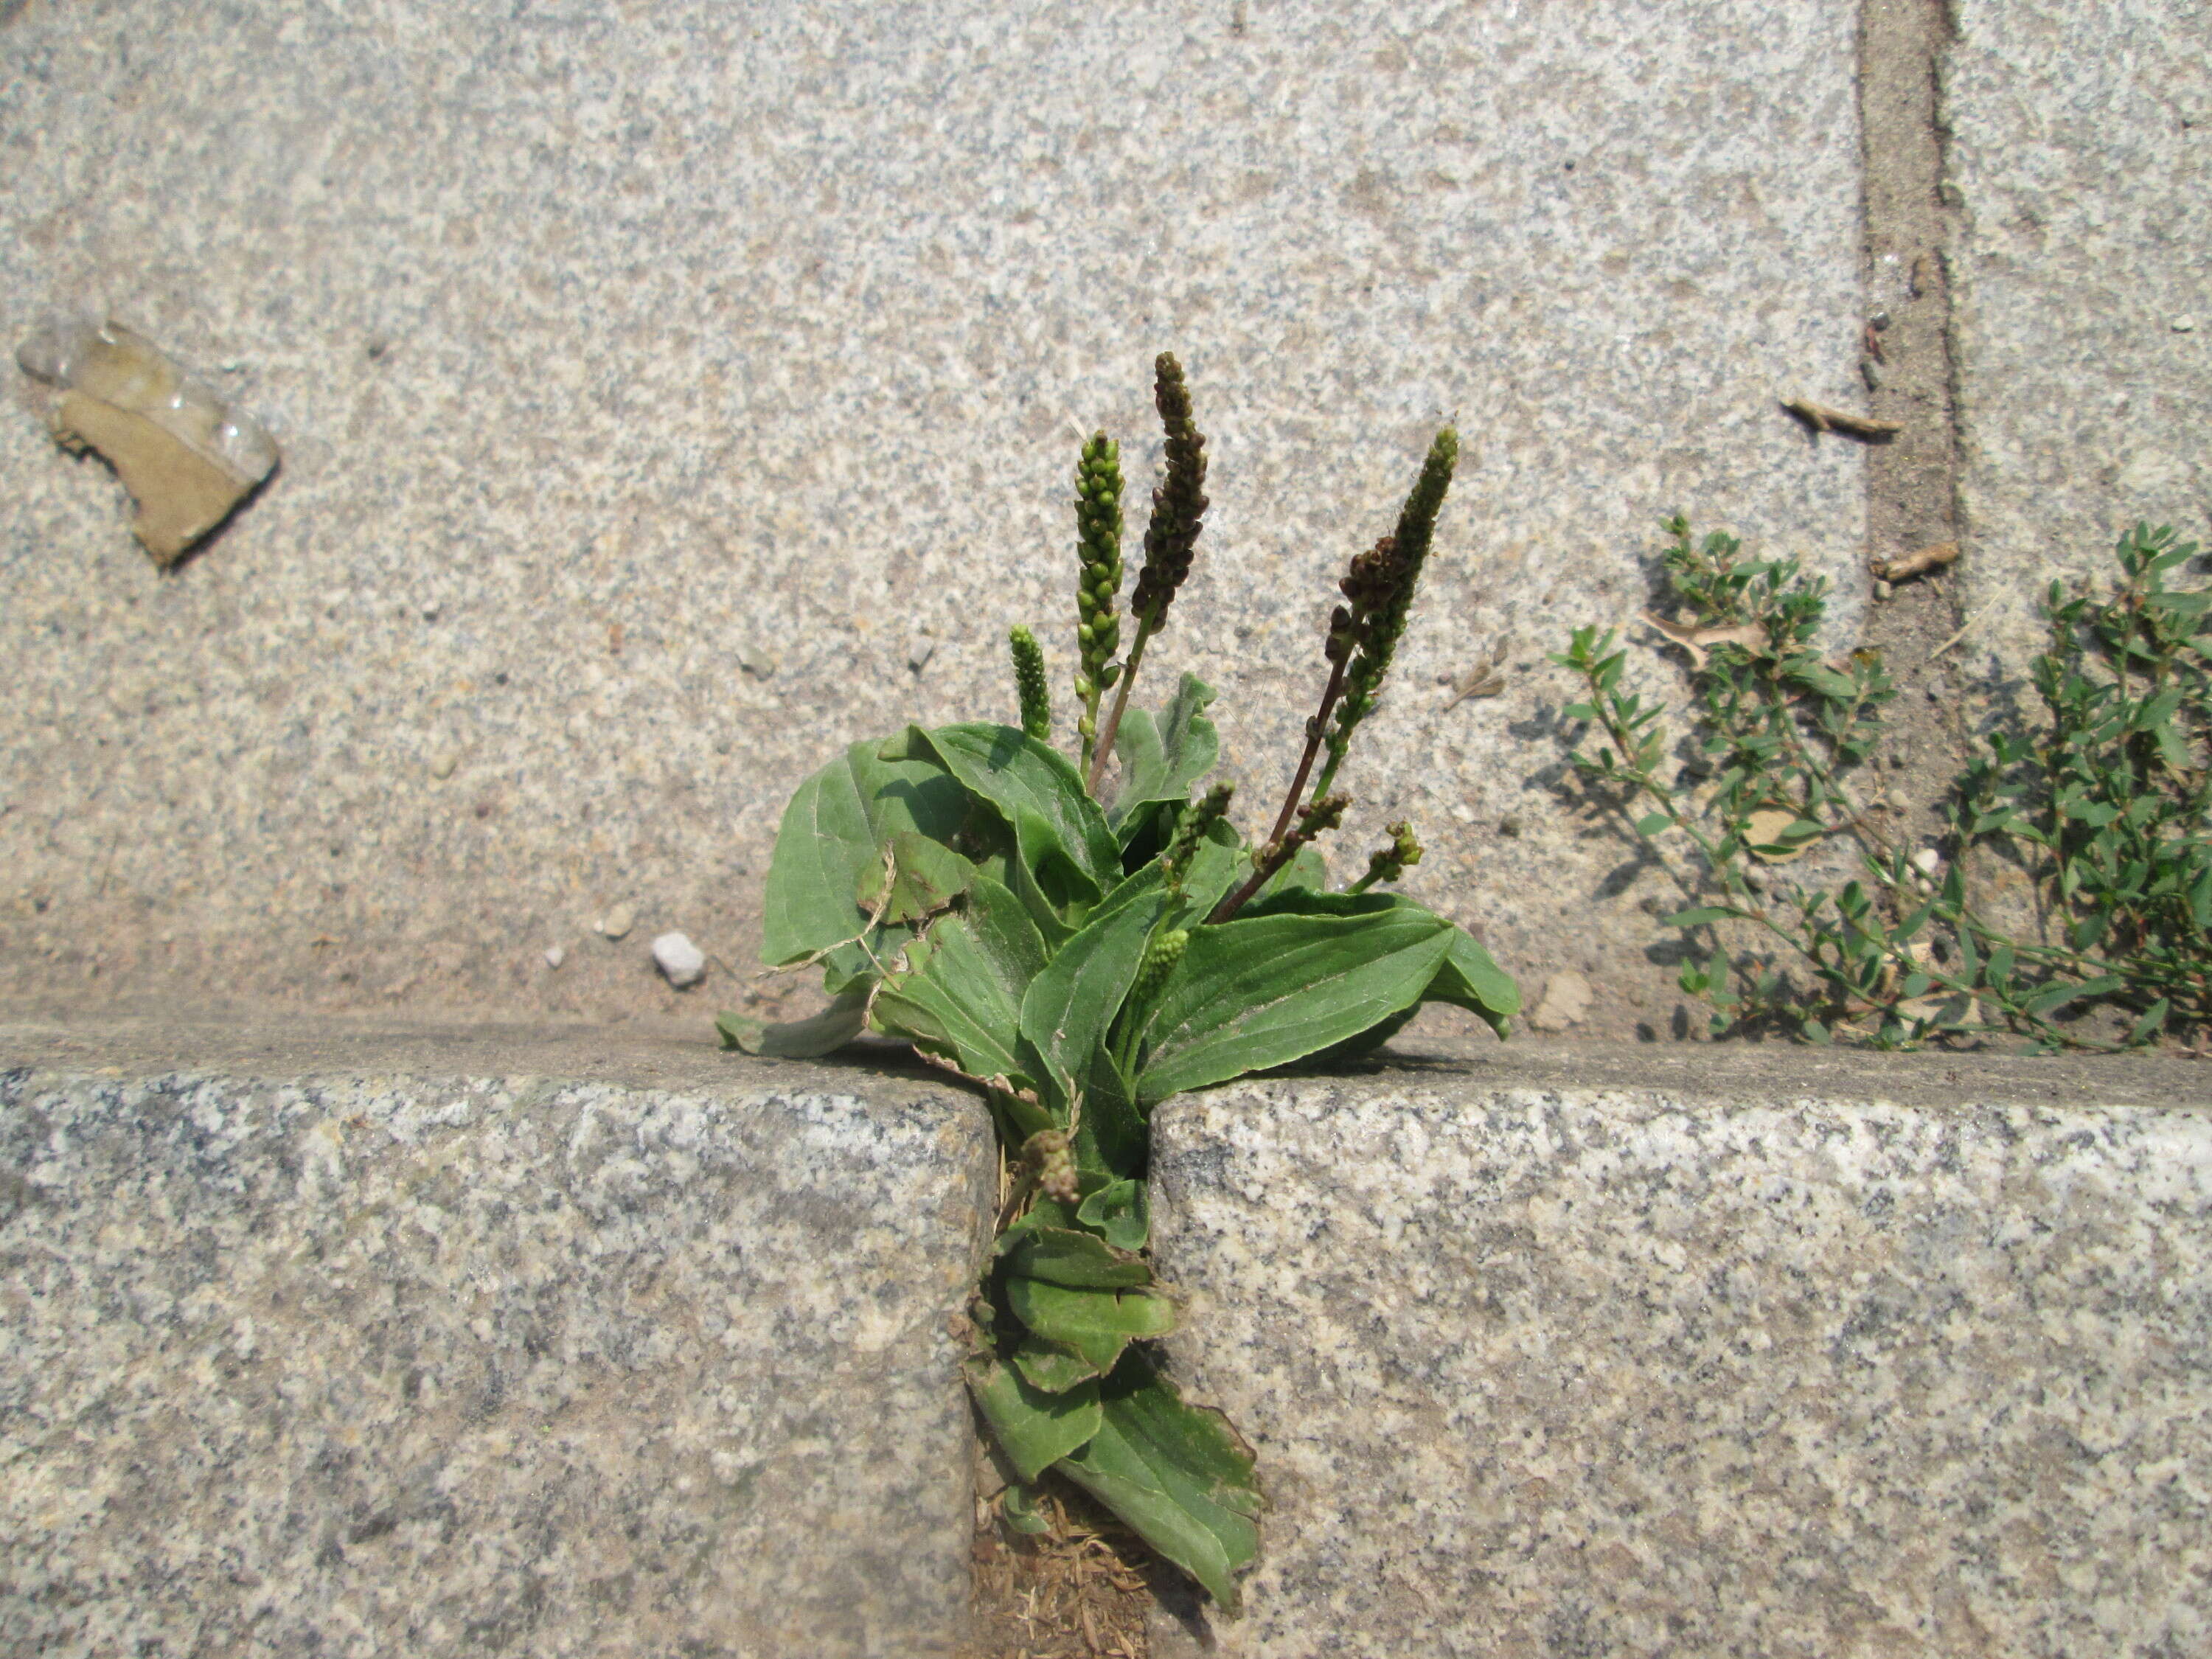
1304 1004 1421 1067
1057 1350 1262 1613
891 723 1120 906
1242 887 1398 921
1217 888 1519 1037
1110 673 1221 832
869 876 1047 1084
760 738 975 968
1131 908 1458 1105
965 1355 1102 1484
1012 1337 1104 1394
860 830 978 925
1158 817 1248 930
1001 1192 1079 1238
998 1225 1153 1289
1006 1277 1177 1374
976 843 1078 949
1075 1041 1149 1180
1018 865 1174 1119
999 1480 1053 1534
1078 1178 1150 1252
1424 923 1521 1036
716 988 872 1058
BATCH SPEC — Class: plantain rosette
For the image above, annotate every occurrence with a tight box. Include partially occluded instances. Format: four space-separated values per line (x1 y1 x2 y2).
720 686 1516 1612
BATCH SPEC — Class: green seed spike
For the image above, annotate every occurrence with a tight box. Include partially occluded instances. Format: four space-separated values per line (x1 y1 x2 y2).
1009 625 1052 742
1128 928 1190 1012
1073 432 1125 771
1162 782 1235 888
1088 354 1210 795
1348 819 1425 894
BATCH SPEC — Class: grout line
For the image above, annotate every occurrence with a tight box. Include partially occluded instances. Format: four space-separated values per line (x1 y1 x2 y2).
1856 0 1966 567
1852 0 1978 861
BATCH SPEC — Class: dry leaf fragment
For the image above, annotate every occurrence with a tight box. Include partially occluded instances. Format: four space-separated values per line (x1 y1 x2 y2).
1444 667 1506 707
1441 639 1512 708
1872 541 1959 582
1638 609 1767 669
17 317 278 564
1742 805 1820 861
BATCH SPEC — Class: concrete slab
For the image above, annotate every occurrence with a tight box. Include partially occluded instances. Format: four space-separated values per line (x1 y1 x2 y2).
0 1018 992 1658
1146 1041 2212 1656
1 0 1865 1037
1945 0 2212 670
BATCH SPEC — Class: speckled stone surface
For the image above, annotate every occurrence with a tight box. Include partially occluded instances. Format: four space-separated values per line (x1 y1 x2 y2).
1945 0 2212 670
1147 1057 2212 1656
0 1041 992 1658
1 0 1865 1037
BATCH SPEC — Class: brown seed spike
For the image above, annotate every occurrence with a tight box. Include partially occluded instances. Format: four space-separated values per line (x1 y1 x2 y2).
1129 353 1209 627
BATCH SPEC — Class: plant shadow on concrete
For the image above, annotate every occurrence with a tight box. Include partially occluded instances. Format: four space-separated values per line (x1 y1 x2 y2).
720 355 1519 1615
1559 516 2211 1051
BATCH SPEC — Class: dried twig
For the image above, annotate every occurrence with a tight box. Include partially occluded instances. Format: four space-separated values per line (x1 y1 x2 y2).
1929 616 1976 660
1782 397 1902 440
1638 609 1766 669
1873 540 1959 583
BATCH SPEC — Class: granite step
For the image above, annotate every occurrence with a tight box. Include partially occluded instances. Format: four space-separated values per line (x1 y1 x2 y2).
10 1021 2208 1657
1145 1042 2212 1657
0 1019 992 1659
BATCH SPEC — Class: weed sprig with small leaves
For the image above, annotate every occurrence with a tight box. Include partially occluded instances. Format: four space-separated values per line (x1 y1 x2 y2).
1558 516 2211 1050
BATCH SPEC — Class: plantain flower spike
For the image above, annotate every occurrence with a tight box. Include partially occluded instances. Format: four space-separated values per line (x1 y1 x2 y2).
1129 352 1208 631
1129 928 1191 1011
1317 428 1458 795
1009 625 1052 742
1162 781 1235 887
1298 790 1350 840
1351 819 1425 893
1072 432 1124 760
1085 355 1212 793
1022 1128 1079 1203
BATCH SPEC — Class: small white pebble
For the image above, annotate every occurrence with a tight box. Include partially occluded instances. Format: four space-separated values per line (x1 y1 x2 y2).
428 749 458 779
2173 316 2198 333
597 905 635 940
1912 848 1942 875
653 931 706 989
543 945 566 970
420 598 442 620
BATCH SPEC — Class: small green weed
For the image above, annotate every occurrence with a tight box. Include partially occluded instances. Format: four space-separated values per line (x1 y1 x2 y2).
1558 516 2211 1051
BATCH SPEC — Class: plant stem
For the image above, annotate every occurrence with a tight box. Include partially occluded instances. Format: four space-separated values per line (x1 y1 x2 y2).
1085 608 1158 796
1079 693 1103 776
1270 657 1349 844
1210 841 1291 925
1211 793 1347 924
